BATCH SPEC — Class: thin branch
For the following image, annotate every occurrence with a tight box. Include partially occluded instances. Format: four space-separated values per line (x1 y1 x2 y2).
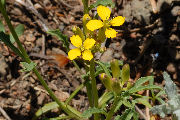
135 105 147 120
0 106 11 120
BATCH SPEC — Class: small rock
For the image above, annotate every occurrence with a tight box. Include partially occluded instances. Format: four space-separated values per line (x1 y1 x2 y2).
0 56 8 76
34 3 43 10
100 48 114 62
167 63 176 73
37 93 46 105
25 33 36 42
11 8 22 16
55 91 69 102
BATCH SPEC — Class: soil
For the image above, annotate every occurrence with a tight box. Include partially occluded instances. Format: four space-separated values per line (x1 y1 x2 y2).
0 0 180 120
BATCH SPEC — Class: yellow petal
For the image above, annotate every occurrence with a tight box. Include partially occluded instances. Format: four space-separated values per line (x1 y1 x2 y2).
86 20 104 31
105 28 117 38
83 14 91 21
68 48 81 60
110 16 125 26
82 50 93 61
97 5 111 21
70 35 82 48
83 38 96 49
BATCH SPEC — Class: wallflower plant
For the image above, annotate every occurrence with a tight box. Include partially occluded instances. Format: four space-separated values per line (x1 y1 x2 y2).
0 0 163 120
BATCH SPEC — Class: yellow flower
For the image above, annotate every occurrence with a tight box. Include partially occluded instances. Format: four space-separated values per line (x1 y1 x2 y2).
68 35 95 61
86 5 125 38
97 5 111 21
70 35 82 47
105 28 117 38
110 16 125 26
82 50 93 60
83 38 96 49
68 48 81 60
86 20 104 31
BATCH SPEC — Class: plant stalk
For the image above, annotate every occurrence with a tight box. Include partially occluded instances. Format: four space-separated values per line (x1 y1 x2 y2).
82 0 89 14
0 1 82 119
90 59 99 120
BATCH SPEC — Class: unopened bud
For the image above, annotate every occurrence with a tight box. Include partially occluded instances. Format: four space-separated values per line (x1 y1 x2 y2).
99 73 112 91
111 78 121 94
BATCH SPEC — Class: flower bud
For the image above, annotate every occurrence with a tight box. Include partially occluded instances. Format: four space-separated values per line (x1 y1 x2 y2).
99 73 112 91
72 26 85 41
111 78 121 94
110 59 121 79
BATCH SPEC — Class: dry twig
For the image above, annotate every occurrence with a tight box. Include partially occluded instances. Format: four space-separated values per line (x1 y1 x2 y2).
0 106 11 120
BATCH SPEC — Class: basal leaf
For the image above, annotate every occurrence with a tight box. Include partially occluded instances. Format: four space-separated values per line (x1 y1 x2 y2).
82 107 107 118
47 29 69 51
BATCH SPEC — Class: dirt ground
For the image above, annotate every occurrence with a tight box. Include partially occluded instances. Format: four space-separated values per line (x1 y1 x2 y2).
0 0 180 119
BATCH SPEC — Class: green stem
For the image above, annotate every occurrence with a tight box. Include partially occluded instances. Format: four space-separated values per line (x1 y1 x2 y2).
82 0 89 14
65 83 84 105
0 1 82 119
90 59 99 120
105 96 120 120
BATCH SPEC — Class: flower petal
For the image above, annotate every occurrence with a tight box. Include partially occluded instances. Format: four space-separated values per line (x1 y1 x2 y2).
105 28 117 38
110 16 125 26
83 38 96 49
82 50 93 61
68 48 81 60
70 35 82 48
97 5 111 21
86 20 104 31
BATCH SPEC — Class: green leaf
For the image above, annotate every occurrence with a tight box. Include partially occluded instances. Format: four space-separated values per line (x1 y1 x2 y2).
135 97 152 108
0 32 24 58
110 59 121 79
0 20 5 32
48 116 72 120
163 72 178 99
121 64 130 85
34 102 59 119
96 61 112 78
99 91 113 108
134 76 154 88
128 85 162 94
10 24 24 43
82 107 107 118
151 104 171 118
156 90 166 97
122 99 132 108
118 108 134 120
47 29 69 51
20 61 36 72
89 0 115 10
114 115 121 120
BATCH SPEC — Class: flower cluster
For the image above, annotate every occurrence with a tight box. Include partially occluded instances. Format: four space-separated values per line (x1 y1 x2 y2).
68 5 125 61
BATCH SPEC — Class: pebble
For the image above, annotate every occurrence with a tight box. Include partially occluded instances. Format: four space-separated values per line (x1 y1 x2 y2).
0 56 8 76
100 48 114 62
167 63 176 73
55 91 70 102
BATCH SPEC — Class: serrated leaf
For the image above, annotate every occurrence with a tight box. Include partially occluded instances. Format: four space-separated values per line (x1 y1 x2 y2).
47 29 69 51
134 76 154 88
82 107 107 118
96 61 111 78
21 61 36 72
122 99 132 108
10 24 24 43
128 85 162 94
99 91 113 108
89 0 115 10
135 97 152 108
163 72 178 99
118 108 134 120
0 21 5 32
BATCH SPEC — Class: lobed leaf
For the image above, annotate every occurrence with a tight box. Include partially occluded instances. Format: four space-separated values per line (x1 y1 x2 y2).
47 29 69 51
82 107 107 118
21 61 36 72
89 0 115 10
